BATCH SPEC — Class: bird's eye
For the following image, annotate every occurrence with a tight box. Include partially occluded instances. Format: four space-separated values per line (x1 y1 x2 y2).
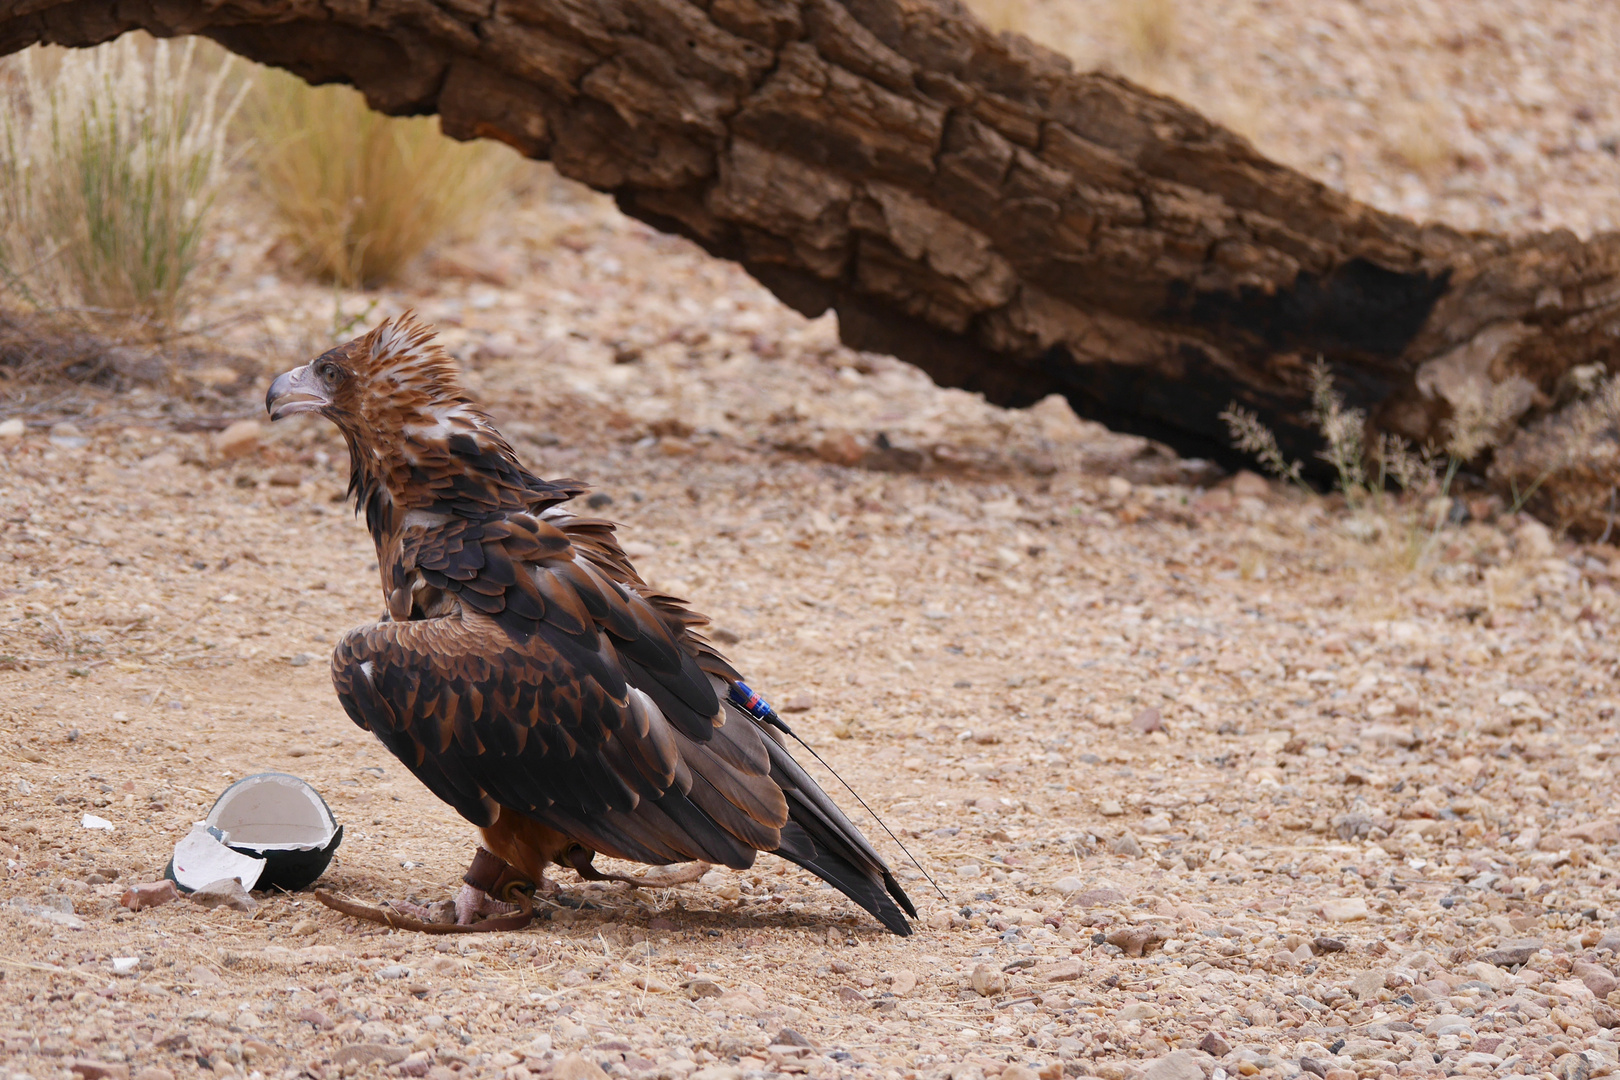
316 361 344 384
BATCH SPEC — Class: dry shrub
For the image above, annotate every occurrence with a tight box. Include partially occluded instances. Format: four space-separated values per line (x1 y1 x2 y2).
0 310 136 386
250 70 520 287
0 36 245 325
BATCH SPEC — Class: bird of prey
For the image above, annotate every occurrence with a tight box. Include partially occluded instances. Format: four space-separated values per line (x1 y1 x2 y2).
265 312 915 935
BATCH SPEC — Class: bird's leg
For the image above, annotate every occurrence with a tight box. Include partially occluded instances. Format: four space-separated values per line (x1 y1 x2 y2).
456 846 537 927
312 850 535 934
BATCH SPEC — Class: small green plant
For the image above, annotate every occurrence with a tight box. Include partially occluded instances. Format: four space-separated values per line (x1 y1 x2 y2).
0 36 246 324
250 69 519 287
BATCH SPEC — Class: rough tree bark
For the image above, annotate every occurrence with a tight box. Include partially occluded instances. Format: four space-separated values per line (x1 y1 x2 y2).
2 0 1616 530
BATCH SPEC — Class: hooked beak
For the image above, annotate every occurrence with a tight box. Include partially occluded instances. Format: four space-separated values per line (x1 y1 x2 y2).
266 365 328 421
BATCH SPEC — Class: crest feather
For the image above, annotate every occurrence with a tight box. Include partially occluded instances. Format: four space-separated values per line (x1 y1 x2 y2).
360 310 455 378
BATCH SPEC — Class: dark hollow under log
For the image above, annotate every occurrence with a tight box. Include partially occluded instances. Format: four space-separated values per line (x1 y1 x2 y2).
2 0 1617 529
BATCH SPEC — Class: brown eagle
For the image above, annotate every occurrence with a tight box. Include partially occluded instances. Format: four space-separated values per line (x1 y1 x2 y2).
266 312 914 934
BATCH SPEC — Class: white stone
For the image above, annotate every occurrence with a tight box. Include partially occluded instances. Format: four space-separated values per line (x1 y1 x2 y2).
1466 961 1510 989
1317 897 1369 921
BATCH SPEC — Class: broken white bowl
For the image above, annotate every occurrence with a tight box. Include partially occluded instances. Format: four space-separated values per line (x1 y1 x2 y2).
165 772 342 893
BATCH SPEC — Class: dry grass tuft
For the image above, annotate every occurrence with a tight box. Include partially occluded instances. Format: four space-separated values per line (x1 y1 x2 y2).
1223 360 1482 570
249 70 520 288
0 36 245 325
1219 404 1304 489
1444 378 1525 462
1115 0 1179 70
1306 358 1369 502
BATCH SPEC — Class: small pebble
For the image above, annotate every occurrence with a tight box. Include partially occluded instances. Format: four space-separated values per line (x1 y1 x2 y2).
1130 707 1165 734
121 881 181 911
189 878 256 912
297 1007 333 1030
214 418 263 459
49 421 88 449
1555 1053 1592 1080
969 963 1006 997
686 979 722 999
1315 897 1368 922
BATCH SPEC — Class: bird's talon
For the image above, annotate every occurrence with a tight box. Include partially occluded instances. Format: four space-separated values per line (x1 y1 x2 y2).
454 884 521 926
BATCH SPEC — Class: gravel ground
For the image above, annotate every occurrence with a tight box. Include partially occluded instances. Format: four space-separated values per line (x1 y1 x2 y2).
6 7 1620 1080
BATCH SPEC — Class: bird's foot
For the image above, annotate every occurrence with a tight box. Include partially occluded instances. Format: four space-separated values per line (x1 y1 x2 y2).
386 898 457 925
454 884 522 926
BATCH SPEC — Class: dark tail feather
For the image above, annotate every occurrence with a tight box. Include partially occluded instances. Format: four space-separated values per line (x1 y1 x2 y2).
762 737 915 935
777 821 914 936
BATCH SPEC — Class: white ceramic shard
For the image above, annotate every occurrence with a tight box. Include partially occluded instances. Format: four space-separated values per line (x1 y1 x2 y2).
170 822 266 892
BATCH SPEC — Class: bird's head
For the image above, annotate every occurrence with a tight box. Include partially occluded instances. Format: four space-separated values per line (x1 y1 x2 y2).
266 310 474 433
267 311 517 520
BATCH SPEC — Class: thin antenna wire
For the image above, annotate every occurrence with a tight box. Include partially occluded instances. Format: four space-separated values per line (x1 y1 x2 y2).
729 682 949 902
784 728 950 902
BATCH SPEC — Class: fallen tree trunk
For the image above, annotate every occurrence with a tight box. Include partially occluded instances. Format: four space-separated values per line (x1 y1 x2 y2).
3 0 1616 530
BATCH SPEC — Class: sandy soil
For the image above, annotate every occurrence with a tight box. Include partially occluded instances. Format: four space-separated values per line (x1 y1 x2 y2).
7 6 1620 1080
